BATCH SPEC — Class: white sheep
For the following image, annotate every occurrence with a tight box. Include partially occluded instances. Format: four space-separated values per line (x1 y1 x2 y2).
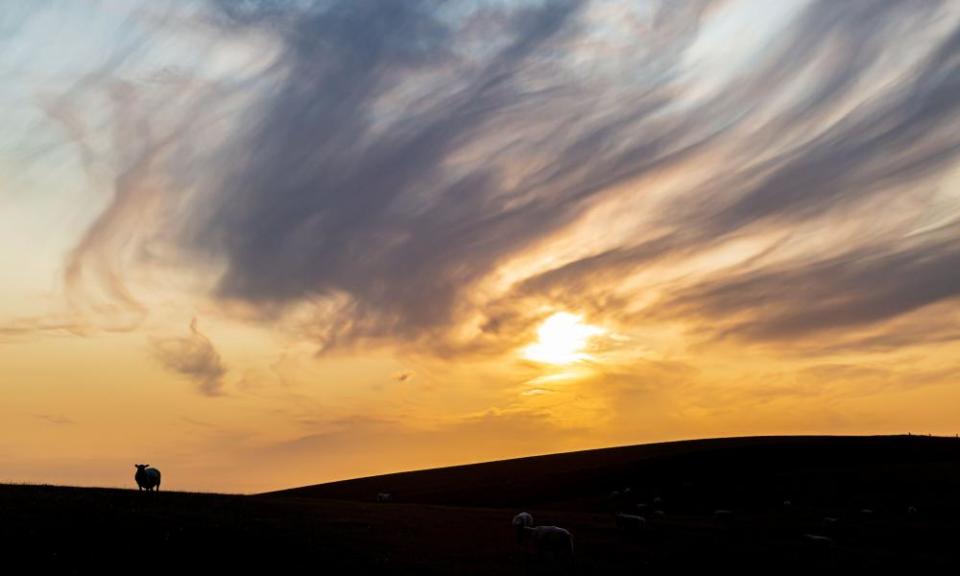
512 512 575 563
134 464 161 492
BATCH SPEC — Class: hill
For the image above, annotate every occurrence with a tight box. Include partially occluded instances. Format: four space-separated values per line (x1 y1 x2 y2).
268 435 960 512
3 435 959 573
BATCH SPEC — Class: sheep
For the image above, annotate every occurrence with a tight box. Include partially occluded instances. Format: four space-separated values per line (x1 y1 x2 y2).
615 512 646 535
803 533 835 548
819 516 842 538
512 512 534 535
512 512 575 564
376 492 392 502
134 464 161 492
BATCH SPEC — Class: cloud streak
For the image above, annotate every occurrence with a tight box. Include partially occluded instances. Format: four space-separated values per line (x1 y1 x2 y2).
151 318 227 396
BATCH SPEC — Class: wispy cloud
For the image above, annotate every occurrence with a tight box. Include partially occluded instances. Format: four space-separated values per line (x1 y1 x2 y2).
151 318 227 396
14 0 960 359
35 413 75 425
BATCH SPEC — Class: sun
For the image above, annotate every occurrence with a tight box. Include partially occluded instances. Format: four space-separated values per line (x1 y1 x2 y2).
522 312 605 365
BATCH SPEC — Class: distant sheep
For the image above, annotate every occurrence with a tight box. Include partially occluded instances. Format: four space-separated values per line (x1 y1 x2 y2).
376 492 392 502
803 533 835 549
512 512 534 536
819 517 842 538
713 509 736 527
512 512 575 563
607 490 621 507
615 512 646 534
607 487 635 511
134 464 161 492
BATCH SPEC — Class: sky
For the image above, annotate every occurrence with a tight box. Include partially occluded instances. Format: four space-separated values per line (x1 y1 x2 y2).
1 0 959 493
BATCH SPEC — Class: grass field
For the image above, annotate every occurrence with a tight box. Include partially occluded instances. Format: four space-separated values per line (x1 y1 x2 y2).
4 435 959 573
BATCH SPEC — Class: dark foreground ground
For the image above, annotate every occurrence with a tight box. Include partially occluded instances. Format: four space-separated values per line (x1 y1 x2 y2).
3 435 959 574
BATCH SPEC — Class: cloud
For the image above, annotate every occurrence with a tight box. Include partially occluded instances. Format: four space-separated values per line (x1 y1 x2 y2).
35 413 75 425
151 318 227 396
0 317 88 340
191 0 960 352
24 0 960 357
663 223 960 342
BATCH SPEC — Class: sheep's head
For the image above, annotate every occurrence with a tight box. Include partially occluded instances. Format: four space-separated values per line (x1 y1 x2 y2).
135 464 149 471
512 512 534 544
512 512 533 528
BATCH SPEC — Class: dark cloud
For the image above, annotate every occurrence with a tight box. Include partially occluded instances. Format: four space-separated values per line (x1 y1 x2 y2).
40 0 960 353
664 223 960 341
186 0 722 347
706 13 960 232
151 318 227 396
490 0 960 347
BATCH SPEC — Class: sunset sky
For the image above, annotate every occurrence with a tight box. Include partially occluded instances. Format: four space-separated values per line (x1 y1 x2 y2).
2 0 960 493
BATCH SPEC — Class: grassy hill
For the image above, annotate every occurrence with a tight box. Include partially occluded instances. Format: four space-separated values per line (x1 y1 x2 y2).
266 435 960 512
3 435 959 573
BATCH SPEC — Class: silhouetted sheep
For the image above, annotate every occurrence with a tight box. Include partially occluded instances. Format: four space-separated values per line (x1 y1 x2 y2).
615 512 646 534
376 492 392 502
512 512 575 563
134 464 161 492
803 533 835 549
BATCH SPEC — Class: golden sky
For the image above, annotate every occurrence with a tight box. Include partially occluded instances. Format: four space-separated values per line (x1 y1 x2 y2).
2 0 960 493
